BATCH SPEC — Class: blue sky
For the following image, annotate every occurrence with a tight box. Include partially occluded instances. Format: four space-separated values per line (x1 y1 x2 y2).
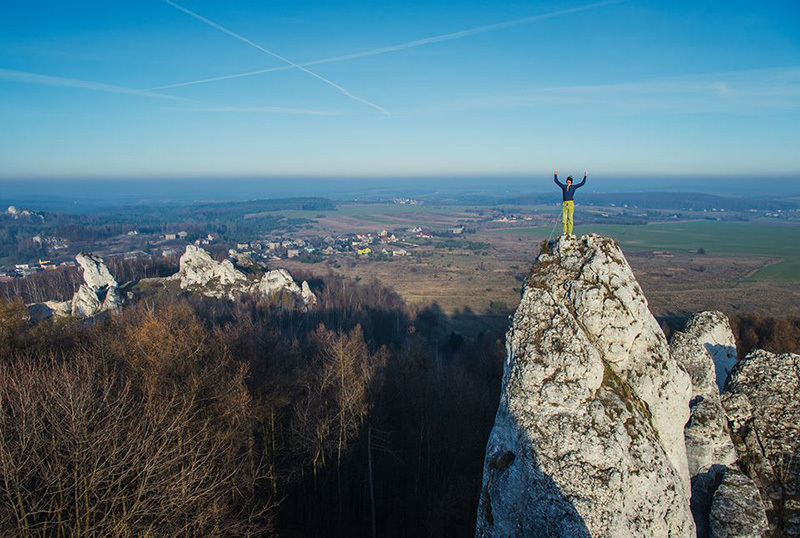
1 0 798 179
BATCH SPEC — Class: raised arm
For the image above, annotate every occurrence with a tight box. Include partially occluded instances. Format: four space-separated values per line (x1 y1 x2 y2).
574 172 587 188
554 169 564 188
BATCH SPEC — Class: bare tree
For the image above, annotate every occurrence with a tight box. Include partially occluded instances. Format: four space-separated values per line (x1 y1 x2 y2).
0 354 271 537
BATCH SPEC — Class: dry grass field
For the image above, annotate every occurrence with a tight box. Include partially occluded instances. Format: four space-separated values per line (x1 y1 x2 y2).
273 206 800 334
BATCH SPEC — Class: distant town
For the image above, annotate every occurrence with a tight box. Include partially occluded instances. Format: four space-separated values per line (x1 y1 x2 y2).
2 196 799 283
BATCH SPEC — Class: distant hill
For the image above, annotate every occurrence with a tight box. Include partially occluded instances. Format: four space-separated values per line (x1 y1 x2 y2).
500 191 797 211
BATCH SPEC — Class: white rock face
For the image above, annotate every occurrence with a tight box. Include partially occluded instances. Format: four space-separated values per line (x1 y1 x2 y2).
70 253 123 318
670 312 739 536
257 269 301 297
5 205 43 220
169 245 248 298
709 466 770 538
76 252 118 290
672 311 737 394
301 280 318 309
170 246 316 307
723 350 800 536
476 234 694 538
26 253 122 319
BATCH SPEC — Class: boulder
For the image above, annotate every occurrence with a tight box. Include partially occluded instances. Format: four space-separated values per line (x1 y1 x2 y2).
301 281 318 309
476 234 694 537
671 311 737 395
709 466 769 538
26 300 71 322
257 269 301 297
723 350 800 536
169 245 248 298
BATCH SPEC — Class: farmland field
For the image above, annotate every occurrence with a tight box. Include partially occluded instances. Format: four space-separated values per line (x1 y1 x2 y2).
493 221 800 280
248 203 479 221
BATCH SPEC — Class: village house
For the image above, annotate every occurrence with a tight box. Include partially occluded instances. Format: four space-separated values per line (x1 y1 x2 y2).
38 259 57 271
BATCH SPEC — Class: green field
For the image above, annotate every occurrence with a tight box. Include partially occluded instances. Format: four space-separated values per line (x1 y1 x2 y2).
494 221 800 280
250 203 476 220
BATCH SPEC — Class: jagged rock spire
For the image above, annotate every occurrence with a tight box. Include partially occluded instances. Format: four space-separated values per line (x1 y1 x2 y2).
476 234 694 537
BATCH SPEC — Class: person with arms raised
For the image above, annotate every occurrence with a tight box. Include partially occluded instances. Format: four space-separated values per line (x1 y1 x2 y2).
554 169 587 236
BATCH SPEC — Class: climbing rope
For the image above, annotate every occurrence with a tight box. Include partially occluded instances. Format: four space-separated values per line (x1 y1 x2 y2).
546 203 561 242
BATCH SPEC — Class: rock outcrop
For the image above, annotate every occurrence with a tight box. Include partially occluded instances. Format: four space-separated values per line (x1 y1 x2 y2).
256 268 301 297
27 253 123 319
671 312 739 536
170 246 317 308
5 205 44 220
25 247 316 319
301 280 318 308
710 466 770 538
476 234 694 537
169 245 248 299
671 311 738 396
71 253 123 317
723 350 800 536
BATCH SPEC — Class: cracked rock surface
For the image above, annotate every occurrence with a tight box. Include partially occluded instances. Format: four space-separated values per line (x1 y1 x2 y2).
476 234 694 538
723 350 800 537
671 311 739 537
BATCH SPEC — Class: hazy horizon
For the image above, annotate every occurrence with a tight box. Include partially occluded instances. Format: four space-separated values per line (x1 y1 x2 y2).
3 175 800 212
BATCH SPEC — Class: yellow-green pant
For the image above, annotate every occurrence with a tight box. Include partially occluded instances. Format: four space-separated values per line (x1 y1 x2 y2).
562 201 574 235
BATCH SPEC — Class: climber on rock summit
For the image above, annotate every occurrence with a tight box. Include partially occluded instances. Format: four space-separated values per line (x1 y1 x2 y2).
554 169 587 236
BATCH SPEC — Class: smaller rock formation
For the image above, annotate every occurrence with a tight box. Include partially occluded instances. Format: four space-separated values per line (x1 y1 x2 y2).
26 300 71 322
301 281 318 309
670 312 739 536
71 253 123 317
257 269 301 297
170 246 317 308
169 245 248 299
723 350 800 536
671 311 737 395
709 466 770 538
27 253 123 319
5 205 44 220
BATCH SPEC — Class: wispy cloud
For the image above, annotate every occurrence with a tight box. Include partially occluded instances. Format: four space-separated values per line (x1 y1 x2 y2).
167 105 340 116
407 66 800 114
149 0 629 92
0 67 195 102
162 0 390 116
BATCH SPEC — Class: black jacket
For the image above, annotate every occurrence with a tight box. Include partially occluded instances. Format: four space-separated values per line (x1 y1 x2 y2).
554 174 586 201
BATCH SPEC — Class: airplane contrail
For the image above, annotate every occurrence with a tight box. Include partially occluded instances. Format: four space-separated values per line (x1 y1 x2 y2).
162 0 390 116
0 67 196 102
150 0 628 92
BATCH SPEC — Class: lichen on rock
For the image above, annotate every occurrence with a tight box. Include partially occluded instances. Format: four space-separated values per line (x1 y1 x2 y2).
722 350 800 536
670 311 739 536
476 234 695 538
